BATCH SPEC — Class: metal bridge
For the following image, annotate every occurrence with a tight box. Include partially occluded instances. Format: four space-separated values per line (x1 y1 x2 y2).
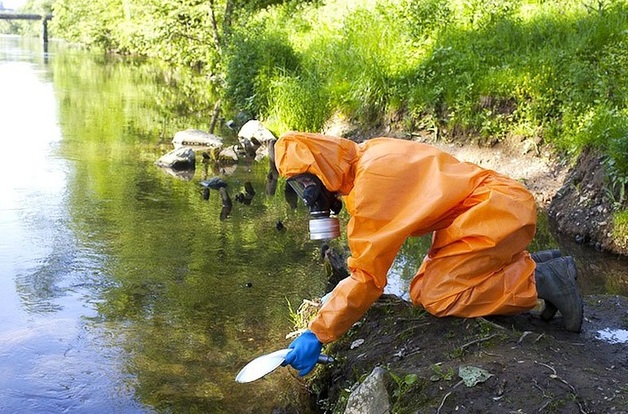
0 13 53 44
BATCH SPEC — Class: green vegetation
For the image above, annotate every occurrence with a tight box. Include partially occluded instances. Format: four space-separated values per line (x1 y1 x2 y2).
42 1 628 164
8 0 628 227
612 210 628 250
388 371 419 408
430 363 455 382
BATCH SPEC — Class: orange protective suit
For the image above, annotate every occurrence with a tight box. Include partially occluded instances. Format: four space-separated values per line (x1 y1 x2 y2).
275 132 538 344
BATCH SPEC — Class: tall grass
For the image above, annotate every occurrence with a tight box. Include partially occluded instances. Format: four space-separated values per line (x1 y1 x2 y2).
224 0 628 177
265 69 332 133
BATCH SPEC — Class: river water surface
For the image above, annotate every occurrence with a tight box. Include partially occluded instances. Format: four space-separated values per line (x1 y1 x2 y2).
1 35 626 413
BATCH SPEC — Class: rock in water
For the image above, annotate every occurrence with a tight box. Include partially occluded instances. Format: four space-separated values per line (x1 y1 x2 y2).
237 120 276 158
172 129 223 149
155 147 195 170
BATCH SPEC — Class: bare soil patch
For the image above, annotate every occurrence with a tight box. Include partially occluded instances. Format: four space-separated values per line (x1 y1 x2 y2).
313 294 628 413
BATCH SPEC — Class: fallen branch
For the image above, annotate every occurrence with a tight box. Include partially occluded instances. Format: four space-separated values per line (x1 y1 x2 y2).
476 317 507 330
517 331 532 344
436 380 464 414
460 334 500 351
535 362 589 414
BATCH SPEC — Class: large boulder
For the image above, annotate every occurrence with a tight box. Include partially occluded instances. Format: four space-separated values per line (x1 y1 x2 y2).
237 120 276 159
343 367 390 414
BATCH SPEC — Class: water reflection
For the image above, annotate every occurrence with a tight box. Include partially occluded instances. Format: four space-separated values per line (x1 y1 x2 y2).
157 165 195 181
0 35 144 413
596 328 628 344
14 232 72 314
1 35 325 413
553 233 628 296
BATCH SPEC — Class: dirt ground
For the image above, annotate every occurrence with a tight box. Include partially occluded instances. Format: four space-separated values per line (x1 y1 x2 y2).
296 132 628 413
314 294 628 413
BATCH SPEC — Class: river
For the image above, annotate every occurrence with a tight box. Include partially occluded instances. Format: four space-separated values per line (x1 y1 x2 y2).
0 35 626 413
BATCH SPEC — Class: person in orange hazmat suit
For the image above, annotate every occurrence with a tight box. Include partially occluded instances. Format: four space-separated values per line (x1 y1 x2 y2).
274 131 584 376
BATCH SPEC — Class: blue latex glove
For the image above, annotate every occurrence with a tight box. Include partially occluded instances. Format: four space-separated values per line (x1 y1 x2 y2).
283 330 323 376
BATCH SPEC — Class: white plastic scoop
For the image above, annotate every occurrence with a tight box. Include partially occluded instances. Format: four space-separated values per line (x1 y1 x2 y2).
235 348 333 383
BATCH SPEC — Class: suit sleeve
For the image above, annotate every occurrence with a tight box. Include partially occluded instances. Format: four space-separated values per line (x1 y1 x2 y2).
309 214 407 343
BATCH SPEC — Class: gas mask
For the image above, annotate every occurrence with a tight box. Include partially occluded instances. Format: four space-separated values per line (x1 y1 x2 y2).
287 173 342 240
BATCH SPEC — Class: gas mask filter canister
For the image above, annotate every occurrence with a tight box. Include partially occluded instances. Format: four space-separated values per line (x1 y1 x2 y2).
287 174 342 240
308 211 340 240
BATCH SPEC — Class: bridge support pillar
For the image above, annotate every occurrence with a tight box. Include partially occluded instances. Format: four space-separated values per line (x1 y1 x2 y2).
42 17 48 44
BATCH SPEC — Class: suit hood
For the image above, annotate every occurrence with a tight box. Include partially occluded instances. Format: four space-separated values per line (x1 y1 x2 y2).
274 132 359 195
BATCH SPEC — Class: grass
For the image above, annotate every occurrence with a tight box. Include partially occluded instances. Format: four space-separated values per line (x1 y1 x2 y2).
225 1 627 158
42 0 628 175
612 210 628 250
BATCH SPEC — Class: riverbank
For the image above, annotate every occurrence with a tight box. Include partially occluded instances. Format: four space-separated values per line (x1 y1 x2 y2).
324 119 627 255
288 129 628 413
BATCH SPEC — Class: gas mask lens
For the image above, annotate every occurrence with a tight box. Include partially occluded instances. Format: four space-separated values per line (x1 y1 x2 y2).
287 174 341 240
287 175 319 206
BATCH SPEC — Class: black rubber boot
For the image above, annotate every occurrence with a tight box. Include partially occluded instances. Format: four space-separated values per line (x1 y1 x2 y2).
534 256 583 332
530 249 562 320
530 249 562 263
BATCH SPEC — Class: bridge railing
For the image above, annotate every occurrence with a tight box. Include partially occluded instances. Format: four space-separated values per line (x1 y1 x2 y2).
0 13 53 43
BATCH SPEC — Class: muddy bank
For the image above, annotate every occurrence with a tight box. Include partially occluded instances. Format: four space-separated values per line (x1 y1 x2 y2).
293 136 628 413
549 147 628 256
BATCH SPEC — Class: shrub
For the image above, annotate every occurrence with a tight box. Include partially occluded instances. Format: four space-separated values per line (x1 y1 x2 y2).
223 24 300 119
